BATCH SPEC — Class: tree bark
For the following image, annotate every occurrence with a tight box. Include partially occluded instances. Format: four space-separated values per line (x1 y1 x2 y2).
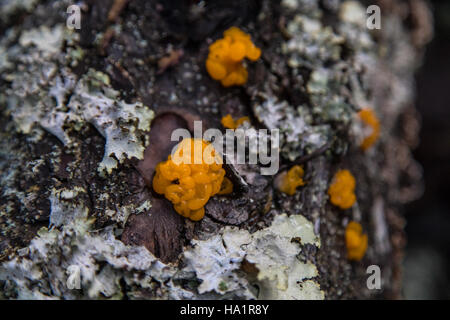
0 0 432 299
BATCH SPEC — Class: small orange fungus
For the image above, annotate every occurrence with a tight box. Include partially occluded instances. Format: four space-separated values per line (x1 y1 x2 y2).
152 138 232 221
345 221 368 261
218 176 233 195
358 108 380 151
206 27 261 87
221 114 250 129
279 165 306 196
328 169 356 210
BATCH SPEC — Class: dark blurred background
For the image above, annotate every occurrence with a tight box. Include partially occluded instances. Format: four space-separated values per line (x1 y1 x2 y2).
402 0 450 299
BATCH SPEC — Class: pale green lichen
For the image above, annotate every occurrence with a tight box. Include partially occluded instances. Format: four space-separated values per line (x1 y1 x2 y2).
49 186 89 227
253 93 330 161
281 0 320 17
105 199 152 226
339 1 367 27
0 213 323 300
253 0 385 162
19 25 64 56
0 0 38 21
283 15 344 69
183 214 323 299
0 218 185 299
2 23 155 174
69 69 155 174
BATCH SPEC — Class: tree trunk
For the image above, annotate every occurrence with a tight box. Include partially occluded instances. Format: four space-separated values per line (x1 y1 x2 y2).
0 0 432 299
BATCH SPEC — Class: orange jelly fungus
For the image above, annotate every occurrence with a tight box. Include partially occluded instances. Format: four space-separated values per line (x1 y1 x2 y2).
328 169 356 210
345 221 368 261
279 165 306 196
221 114 250 129
358 108 380 151
206 27 261 87
152 138 232 221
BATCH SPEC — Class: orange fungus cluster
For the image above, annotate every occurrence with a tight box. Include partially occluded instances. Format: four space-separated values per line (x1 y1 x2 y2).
279 165 306 196
358 108 380 151
328 169 356 210
152 138 232 221
345 221 368 261
206 27 261 87
221 114 250 129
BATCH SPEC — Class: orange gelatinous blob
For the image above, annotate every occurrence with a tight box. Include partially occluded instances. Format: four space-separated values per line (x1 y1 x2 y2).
206 27 261 87
152 138 233 221
279 165 306 196
234 116 250 128
358 108 380 151
221 114 250 129
328 169 356 210
345 221 368 261
218 177 233 195
221 114 235 129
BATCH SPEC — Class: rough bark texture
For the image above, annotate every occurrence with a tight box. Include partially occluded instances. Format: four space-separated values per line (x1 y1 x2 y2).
0 0 432 299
